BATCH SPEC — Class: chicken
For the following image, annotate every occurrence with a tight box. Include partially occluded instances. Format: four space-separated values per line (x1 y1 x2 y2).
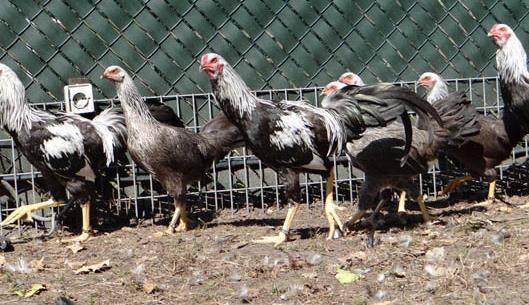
200 53 442 246
418 67 525 205
0 63 127 242
333 74 409 214
102 66 243 235
322 82 480 245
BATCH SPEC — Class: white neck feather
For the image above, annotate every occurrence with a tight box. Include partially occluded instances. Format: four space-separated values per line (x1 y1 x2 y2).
496 33 529 84
216 64 256 118
0 70 47 133
426 79 449 103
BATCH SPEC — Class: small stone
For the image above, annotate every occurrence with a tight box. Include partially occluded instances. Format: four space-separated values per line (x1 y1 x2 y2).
377 273 386 283
392 265 406 278
399 234 413 247
280 293 288 301
306 253 323 266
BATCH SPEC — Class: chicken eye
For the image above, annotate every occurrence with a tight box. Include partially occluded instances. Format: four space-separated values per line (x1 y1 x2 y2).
211 57 218 64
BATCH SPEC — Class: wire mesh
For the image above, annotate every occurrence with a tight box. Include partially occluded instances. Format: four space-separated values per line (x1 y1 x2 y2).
1 0 529 103
1 76 528 235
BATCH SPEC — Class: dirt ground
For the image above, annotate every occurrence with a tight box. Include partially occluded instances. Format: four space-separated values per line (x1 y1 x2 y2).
1 195 529 305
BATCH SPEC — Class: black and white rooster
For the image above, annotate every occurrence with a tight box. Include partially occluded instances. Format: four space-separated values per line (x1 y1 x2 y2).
0 63 127 242
200 53 442 245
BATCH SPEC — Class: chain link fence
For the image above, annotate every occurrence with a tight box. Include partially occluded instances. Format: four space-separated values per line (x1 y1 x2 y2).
1 0 529 102
1 1 529 235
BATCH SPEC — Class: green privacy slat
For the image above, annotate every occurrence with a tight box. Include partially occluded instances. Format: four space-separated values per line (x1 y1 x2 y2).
1 0 529 101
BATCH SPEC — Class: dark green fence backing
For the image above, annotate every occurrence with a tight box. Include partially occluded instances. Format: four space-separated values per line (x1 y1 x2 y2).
0 0 528 102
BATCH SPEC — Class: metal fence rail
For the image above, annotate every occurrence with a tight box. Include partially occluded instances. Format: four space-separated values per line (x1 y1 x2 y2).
1 76 528 234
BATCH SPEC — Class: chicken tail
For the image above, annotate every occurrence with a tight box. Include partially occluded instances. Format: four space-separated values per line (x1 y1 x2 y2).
323 83 442 165
91 108 128 166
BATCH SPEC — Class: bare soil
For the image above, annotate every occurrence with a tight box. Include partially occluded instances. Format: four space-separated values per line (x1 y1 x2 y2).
1 195 529 305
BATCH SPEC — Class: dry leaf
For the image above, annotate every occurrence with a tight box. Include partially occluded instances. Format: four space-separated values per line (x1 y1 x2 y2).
0 254 5 267
66 242 85 254
143 279 157 294
74 259 111 274
29 257 45 271
12 283 46 298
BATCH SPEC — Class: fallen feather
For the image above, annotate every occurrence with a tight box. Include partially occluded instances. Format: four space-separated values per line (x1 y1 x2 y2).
74 259 111 274
335 268 363 284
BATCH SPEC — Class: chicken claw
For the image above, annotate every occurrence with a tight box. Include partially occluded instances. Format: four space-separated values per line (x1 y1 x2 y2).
1 199 64 225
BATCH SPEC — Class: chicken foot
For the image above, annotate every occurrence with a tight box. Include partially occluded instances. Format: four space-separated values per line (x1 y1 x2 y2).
324 171 345 240
253 202 299 246
1 198 65 225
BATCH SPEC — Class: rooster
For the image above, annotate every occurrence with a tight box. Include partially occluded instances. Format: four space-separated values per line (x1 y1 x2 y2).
322 81 480 245
0 63 127 242
200 53 442 245
102 66 243 235
333 74 411 215
418 66 525 205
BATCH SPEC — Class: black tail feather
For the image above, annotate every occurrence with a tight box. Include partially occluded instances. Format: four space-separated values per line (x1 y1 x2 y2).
323 83 442 165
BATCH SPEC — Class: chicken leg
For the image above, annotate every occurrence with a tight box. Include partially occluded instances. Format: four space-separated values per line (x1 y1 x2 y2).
475 180 496 206
253 202 299 246
1 199 65 225
61 201 91 243
397 191 407 213
155 199 192 237
324 171 345 239
416 195 431 222
442 175 473 195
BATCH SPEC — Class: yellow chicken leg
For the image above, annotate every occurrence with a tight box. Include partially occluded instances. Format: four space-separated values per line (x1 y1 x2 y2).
475 180 496 206
61 201 91 243
416 195 431 223
397 191 407 213
1 199 64 225
324 171 345 240
253 203 299 247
